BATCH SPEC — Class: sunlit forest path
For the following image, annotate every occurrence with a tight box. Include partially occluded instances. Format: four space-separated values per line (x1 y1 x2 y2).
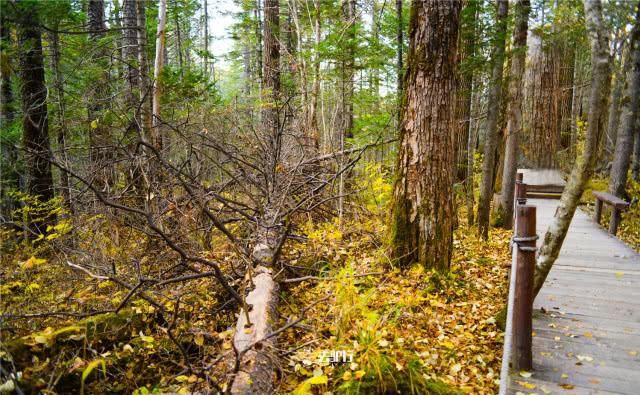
507 199 640 394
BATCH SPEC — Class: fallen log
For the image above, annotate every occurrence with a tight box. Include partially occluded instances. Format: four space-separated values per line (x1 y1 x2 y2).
230 210 281 394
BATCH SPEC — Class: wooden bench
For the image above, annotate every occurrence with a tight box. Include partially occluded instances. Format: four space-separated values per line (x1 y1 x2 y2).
592 191 630 235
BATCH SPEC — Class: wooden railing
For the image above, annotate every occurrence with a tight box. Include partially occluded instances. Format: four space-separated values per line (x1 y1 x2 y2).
499 173 537 394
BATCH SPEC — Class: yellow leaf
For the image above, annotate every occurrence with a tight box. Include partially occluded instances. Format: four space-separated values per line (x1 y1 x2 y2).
519 371 532 378
516 381 536 389
561 373 569 379
34 335 48 345
306 375 328 385
21 256 47 269
91 119 98 129
342 371 352 381
559 383 575 389
195 333 204 346
175 375 189 383
355 370 366 380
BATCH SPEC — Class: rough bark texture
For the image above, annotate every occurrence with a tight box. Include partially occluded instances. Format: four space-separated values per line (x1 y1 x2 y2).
498 0 530 229
525 18 575 169
19 6 54 204
477 0 508 240
123 0 139 106
533 0 611 298
396 0 403 125
455 0 478 183
608 5 640 198
390 0 462 270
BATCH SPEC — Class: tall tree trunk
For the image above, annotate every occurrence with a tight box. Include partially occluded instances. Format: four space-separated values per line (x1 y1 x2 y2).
390 0 462 270
609 5 640 198
88 0 114 193
18 4 55 231
633 122 640 181
396 0 403 124
341 0 355 140
533 0 611 298
1 18 19 217
308 0 321 149
137 0 153 141
498 0 530 229
123 0 139 108
203 0 208 77
477 0 508 239
456 0 478 183
603 36 625 164
49 31 72 212
153 0 167 149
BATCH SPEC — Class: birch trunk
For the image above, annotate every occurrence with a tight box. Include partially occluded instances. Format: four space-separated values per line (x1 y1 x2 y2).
152 0 167 149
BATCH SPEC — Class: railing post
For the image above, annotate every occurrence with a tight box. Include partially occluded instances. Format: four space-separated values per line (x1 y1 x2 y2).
512 205 536 372
594 199 603 225
609 208 620 235
513 173 527 228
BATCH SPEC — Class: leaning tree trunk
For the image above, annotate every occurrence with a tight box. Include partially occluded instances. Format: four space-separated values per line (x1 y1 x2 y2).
389 0 462 271
498 0 530 229
608 4 640 199
477 0 508 240
18 4 55 232
533 0 611 298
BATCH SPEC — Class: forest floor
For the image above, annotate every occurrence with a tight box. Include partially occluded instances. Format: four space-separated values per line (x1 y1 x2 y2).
1 195 512 394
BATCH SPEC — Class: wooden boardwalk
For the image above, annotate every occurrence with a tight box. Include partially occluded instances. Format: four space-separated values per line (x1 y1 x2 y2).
506 198 640 395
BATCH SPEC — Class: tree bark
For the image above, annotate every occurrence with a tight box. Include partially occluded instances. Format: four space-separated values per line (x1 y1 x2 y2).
0 18 19 217
477 0 508 240
498 0 530 229
49 31 72 212
390 0 462 270
603 40 626 164
633 121 640 181
533 0 611 298
123 0 139 107
340 0 356 140
608 4 640 198
18 4 55 230
396 0 403 120
137 0 153 141
152 0 167 149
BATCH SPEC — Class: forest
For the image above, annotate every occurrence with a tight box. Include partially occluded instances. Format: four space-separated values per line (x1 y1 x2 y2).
0 0 639 393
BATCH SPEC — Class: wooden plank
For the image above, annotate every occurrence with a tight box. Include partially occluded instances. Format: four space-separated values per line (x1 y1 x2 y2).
505 197 640 394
